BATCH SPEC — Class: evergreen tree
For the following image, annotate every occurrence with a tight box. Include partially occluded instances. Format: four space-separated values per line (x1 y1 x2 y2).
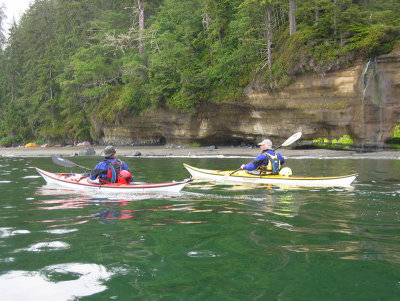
0 4 5 45
0 0 399 145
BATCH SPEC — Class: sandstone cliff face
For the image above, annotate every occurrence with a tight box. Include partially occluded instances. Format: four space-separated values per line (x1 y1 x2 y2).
102 53 400 148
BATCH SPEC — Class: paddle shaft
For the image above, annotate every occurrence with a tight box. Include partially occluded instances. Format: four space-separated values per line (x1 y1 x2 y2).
72 163 91 171
229 168 241 176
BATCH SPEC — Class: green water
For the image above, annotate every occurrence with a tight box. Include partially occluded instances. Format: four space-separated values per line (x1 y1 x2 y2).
0 156 399 300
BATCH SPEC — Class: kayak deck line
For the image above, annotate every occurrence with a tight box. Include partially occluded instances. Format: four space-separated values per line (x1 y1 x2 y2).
36 168 192 193
183 164 358 187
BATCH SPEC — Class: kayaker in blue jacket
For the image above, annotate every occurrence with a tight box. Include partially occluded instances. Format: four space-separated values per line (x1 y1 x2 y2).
240 139 285 175
89 146 133 183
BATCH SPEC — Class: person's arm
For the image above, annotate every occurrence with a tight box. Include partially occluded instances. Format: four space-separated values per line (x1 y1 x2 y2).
241 154 267 171
121 161 130 171
90 162 106 180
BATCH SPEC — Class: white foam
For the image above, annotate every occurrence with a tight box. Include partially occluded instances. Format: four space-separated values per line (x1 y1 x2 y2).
44 228 79 234
0 263 113 300
15 241 70 253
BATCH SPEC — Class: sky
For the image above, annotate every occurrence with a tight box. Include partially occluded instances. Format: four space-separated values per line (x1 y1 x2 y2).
1 0 32 36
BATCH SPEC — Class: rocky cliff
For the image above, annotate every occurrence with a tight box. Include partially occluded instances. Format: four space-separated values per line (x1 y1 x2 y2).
101 51 400 148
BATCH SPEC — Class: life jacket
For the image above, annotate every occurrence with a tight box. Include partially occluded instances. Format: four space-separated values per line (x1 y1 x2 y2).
257 152 281 175
100 159 122 184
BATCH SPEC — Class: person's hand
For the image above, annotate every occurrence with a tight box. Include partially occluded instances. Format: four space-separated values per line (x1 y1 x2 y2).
240 164 245 169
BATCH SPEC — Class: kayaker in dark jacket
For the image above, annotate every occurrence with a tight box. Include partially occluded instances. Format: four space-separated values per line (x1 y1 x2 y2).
240 139 284 175
89 146 133 183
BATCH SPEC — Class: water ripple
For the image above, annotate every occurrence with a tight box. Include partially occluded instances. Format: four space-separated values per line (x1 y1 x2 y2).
187 250 220 258
44 228 79 234
0 263 113 300
14 241 70 253
0 227 30 238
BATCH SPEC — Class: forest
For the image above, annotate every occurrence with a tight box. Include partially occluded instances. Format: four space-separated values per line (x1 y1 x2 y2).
0 0 399 146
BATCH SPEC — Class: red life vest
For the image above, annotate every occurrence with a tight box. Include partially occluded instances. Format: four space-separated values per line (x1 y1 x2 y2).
99 159 122 183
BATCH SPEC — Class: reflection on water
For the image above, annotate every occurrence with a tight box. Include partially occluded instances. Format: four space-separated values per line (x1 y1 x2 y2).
92 209 134 220
36 184 184 201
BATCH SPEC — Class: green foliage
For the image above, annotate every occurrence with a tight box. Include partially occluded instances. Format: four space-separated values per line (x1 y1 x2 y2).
337 135 354 145
0 136 16 146
332 135 353 149
387 124 400 147
350 25 400 57
1 0 400 144
189 142 201 147
93 82 150 123
313 135 353 149
313 137 330 147
392 124 400 138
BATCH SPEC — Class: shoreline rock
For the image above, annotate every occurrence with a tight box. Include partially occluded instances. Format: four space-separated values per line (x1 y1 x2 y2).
0 145 399 159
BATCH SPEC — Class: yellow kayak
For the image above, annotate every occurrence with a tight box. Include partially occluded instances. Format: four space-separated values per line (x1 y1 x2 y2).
183 164 357 187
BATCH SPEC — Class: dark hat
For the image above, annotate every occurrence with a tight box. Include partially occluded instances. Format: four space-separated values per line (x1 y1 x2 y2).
104 145 117 157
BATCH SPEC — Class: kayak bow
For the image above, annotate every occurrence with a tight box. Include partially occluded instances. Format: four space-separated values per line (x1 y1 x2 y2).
36 168 191 193
183 164 357 187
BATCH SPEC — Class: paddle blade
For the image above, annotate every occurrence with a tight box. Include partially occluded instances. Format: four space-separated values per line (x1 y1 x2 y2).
281 132 302 147
52 155 91 170
52 155 77 167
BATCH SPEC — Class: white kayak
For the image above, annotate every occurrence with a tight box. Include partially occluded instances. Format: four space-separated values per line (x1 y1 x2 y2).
183 164 358 187
36 168 192 193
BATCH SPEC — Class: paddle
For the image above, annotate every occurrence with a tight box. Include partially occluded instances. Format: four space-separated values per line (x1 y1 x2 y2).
271 131 302 152
52 155 91 171
218 132 302 181
51 155 146 184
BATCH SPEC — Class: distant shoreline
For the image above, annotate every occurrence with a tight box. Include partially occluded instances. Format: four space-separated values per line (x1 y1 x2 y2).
0 145 399 159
